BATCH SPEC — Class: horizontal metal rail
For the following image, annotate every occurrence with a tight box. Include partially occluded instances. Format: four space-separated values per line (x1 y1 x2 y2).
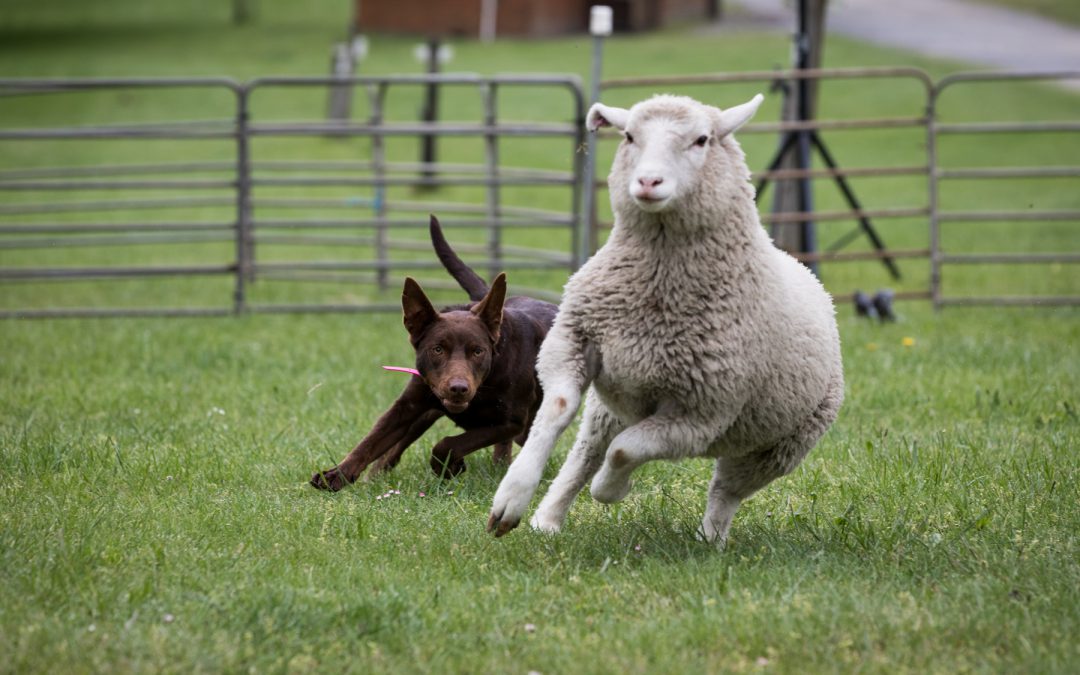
937 166 1080 179
937 296 1079 307
247 121 576 137
0 264 235 280
940 253 1080 264
0 222 233 234
0 196 234 215
937 210 1080 223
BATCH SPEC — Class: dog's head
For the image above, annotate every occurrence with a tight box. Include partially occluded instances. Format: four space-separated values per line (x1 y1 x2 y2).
401 273 506 414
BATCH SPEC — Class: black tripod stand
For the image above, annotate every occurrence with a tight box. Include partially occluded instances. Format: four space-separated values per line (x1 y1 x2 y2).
753 0 900 280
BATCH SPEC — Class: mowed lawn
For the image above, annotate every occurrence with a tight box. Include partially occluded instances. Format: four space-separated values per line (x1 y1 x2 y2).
1 306 1077 673
2 1 1079 673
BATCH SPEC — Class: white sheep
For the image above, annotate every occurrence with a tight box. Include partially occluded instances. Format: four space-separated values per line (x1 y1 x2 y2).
486 93 844 544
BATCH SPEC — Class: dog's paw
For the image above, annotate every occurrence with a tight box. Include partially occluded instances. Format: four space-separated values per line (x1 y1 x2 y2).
430 454 466 479
310 466 351 491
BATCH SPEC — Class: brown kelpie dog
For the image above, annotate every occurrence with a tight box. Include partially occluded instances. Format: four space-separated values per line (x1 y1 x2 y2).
310 215 558 490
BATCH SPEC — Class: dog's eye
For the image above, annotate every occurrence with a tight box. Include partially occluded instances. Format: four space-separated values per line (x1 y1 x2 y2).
624 132 634 144
432 345 444 355
694 135 708 147
473 347 485 357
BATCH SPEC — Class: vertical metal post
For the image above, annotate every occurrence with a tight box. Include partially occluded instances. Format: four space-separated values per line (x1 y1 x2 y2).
927 88 942 310
420 37 440 185
481 83 502 281
580 5 612 267
369 83 390 290
569 84 587 275
233 85 251 314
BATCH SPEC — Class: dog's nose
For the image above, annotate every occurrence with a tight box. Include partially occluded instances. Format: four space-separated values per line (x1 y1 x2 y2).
448 379 470 396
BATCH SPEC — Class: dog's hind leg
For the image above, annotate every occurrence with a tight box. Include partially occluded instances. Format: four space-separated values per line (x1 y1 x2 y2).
530 391 622 533
311 388 443 490
491 441 513 466
366 439 408 476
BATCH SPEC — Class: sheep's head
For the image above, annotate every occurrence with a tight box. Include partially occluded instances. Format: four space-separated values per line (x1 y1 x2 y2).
587 93 763 216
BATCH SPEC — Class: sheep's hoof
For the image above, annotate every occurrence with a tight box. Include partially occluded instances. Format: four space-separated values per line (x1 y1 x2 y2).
529 510 564 534
590 470 632 504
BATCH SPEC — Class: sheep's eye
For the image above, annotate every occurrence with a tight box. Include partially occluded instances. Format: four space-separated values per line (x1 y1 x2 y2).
694 135 709 147
624 132 634 144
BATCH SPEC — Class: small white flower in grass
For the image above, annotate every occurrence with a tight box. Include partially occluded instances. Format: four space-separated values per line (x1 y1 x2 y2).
928 532 942 546
524 623 536 633
376 495 383 501
162 613 175 624
418 492 426 497
87 624 96 632
756 656 770 666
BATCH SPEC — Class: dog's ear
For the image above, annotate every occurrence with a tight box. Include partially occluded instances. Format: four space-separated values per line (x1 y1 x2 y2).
471 272 506 344
402 277 438 342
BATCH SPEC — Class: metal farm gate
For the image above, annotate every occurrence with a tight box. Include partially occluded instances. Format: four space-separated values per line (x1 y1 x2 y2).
1 69 1077 316
0 75 585 317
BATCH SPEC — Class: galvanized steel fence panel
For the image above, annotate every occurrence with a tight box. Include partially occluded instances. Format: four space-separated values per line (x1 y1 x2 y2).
0 75 585 317
1 69 1076 316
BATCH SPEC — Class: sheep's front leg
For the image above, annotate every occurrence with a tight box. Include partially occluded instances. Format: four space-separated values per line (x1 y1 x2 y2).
591 408 730 504
487 327 598 537
530 392 622 533
487 376 584 536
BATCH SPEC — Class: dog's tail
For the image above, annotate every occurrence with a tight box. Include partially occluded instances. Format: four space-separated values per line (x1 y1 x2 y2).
429 214 489 301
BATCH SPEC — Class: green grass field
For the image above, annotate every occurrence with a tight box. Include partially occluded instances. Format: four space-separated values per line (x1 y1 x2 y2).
2 2 1079 673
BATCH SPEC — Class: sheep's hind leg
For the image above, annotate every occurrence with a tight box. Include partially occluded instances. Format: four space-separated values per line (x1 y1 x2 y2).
530 392 622 533
702 439 812 545
591 410 721 504
702 377 843 544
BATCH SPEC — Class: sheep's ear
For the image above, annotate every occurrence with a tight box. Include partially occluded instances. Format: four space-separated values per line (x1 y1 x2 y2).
586 103 629 132
714 93 764 138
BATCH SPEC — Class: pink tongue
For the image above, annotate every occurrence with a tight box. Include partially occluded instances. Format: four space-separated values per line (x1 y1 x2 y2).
382 366 421 377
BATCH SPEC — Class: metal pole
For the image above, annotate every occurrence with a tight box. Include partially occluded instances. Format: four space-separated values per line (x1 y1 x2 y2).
233 85 251 314
927 87 942 310
420 37 440 185
794 0 819 276
369 83 390 290
481 82 502 281
581 6 612 266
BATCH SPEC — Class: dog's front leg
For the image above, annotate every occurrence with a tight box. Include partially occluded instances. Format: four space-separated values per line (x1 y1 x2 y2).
311 383 442 491
429 423 524 478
